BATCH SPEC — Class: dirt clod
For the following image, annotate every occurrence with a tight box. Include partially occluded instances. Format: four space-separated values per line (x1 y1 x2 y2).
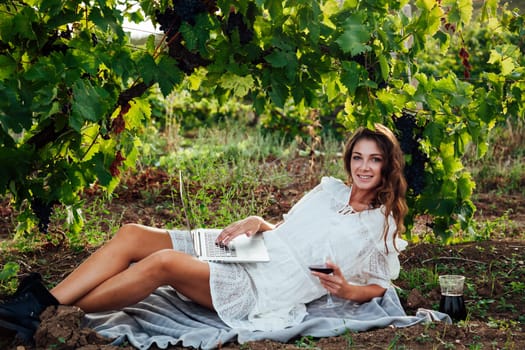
34 306 120 350
406 288 427 309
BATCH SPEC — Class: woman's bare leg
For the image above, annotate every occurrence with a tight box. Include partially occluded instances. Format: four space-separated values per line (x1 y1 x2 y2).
73 249 212 312
50 224 174 306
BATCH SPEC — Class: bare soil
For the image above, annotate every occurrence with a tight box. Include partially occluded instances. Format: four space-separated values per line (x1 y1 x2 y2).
0 165 523 350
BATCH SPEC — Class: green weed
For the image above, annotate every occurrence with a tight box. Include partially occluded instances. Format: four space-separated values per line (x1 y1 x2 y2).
387 333 406 349
399 267 439 293
294 335 320 349
0 261 19 294
495 297 517 313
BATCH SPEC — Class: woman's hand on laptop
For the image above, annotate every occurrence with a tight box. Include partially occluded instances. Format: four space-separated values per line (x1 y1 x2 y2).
217 216 275 246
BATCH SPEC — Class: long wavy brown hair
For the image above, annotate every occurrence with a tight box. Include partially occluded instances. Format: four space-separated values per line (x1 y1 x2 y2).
343 123 408 252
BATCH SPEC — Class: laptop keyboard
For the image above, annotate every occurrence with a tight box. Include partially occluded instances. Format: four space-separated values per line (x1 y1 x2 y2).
205 231 237 257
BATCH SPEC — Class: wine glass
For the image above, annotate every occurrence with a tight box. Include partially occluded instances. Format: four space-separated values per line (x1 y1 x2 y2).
309 247 342 308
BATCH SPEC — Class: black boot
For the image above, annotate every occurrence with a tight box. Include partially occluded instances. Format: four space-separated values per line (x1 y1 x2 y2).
0 273 59 343
12 272 42 296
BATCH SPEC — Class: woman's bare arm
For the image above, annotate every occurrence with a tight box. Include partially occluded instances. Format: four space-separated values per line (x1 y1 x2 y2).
216 215 275 245
311 261 387 303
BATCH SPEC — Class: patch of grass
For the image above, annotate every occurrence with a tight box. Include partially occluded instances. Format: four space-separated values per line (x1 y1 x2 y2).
136 121 344 229
399 267 439 293
294 335 320 349
458 211 521 242
141 119 344 182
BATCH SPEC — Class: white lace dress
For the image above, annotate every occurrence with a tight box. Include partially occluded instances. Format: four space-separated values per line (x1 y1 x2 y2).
168 176 407 331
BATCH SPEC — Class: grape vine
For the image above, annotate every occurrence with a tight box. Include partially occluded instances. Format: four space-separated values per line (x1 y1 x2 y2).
0 0 522 243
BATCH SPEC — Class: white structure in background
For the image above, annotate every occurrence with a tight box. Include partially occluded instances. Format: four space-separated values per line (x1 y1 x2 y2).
123 18 161 40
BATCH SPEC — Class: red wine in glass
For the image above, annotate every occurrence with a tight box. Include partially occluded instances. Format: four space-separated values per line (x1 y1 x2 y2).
308 264 334 274
439 294 467 322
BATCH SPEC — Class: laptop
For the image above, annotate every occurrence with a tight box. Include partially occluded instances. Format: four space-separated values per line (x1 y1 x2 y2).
178 171 270 263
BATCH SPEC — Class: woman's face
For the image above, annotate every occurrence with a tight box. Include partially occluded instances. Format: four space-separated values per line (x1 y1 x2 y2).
350 138 384 191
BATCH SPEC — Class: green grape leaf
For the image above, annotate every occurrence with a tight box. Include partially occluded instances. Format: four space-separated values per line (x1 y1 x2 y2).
297 4 321 44
71 79 111 131
480 0 498 21
340 61 367 95
180 22 199 52
444 0 472 26
53 166 84 205
253 95 266 115
137 54 158 85
124 98 151 131
426 5 445 36
335 14 371 56
219 72 255 97
378 54 389 82
322 71 340 101
24 58 57 82
39 0 63 14
416 0 436 11
264 50 290 68
88 6 124 38
85 152 112 186
0 55 16 80
145 35 156 54
440 142 464 174
126 10 145 25
0 147 33 192
488 46 518 76
13 8 38 40
267 0 283 19
377 90 406 115
110 50 135 82
457 172 475 199
268 74 288 108
156 56 183 96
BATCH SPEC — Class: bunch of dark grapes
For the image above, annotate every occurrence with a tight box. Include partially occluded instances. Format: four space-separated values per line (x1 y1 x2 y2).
41 30 69 56
155 7 181 40
394 111 428 195
155 0 207 35
173 0 206 24
31 198 54 234
155 1 212 73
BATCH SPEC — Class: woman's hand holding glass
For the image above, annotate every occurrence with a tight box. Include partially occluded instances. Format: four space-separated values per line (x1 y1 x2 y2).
310 259 346 308
321 261 349 299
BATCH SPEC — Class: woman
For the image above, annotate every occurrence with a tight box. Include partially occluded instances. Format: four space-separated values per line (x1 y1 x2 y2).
0 123 408 341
